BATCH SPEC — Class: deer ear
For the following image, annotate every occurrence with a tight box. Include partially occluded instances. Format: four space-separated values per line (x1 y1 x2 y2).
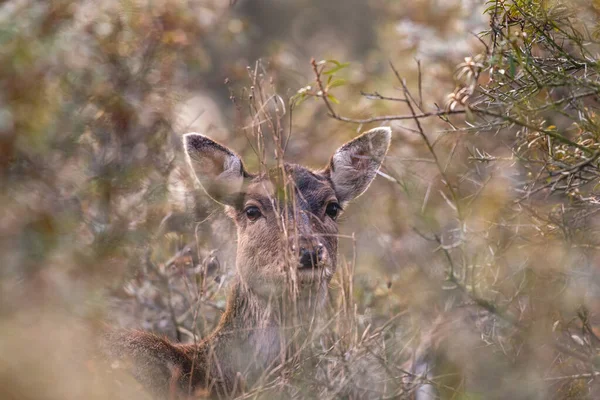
327 127 391 204
183 133 246 205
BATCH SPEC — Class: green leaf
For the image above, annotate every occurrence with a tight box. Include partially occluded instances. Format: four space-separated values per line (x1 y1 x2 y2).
465 107 474 121
508 54 516 77
327 94 340 104
327 78 347 89
290 92 308 107
324 62 350 75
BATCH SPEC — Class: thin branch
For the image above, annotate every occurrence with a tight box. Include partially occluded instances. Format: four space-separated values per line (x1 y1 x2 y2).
329 109 466 124
360 90 408 103
544 372 600 382
310 58 338 118
389 61 463 221
471 108 595 155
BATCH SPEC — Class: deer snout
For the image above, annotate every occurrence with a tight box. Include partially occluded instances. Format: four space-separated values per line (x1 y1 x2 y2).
290 237 324 269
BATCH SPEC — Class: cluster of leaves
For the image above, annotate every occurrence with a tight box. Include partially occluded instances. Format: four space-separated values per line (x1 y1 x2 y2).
473 0 600 207
0 0 196 296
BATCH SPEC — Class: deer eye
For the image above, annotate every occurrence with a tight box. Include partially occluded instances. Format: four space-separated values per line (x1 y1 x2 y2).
245 206 262 221
325 202 341 220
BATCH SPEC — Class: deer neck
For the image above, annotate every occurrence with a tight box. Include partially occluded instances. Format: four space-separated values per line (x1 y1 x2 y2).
215 276 328 331
196 280 284 378
201 278 322 375
215 280 283 334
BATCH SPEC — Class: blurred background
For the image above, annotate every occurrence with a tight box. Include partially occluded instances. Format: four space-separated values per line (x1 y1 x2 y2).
1 0 600 399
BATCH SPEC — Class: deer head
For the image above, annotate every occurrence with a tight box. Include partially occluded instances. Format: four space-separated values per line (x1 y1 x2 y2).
183 128 391 304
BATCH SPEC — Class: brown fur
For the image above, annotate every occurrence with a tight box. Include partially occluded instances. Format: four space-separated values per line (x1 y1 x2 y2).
105 128 391 398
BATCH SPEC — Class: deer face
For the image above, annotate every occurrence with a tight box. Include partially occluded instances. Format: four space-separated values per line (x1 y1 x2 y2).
183 128 390 298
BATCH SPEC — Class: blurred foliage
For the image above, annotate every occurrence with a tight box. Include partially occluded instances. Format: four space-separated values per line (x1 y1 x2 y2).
2 0 600 399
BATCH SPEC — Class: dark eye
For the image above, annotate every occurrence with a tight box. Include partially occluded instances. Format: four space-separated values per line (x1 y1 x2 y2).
245 206 262 221
325 202 341 220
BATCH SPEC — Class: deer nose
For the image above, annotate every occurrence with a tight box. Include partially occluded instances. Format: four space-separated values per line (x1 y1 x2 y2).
298 242 324 269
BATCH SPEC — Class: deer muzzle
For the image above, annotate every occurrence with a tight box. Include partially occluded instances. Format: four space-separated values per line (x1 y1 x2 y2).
290 236 325 269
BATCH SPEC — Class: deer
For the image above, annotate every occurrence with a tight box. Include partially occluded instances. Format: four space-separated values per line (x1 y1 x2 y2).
105 127 391 398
